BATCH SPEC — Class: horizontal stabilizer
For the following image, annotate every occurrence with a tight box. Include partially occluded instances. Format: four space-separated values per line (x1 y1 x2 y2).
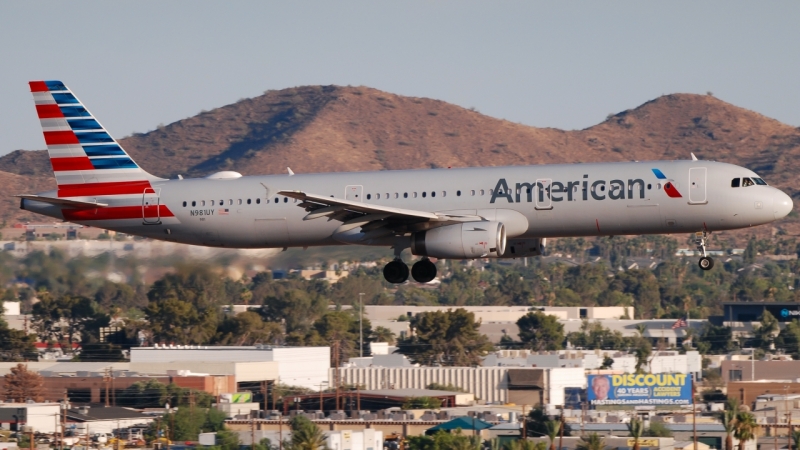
16 195 108 209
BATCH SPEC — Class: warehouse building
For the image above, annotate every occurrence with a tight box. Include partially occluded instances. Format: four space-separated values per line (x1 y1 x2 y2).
334 367 585 406
130 346 329 390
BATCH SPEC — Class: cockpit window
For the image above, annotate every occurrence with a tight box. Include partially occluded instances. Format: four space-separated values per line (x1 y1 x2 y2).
731 178 740 188
742 177 755 187
753 177 767 185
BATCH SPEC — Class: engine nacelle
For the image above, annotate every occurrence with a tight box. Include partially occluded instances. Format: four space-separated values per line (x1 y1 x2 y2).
497 238 547 258
411 221 506 259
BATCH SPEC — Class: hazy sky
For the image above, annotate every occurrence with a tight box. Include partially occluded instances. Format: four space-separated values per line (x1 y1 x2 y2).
2 2 799 155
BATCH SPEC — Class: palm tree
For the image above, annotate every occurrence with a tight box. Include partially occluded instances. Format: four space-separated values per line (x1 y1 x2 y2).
545 420 561 450
627 417 644 450
791 429 800 450
720 399 739 450
289 416 327 450
733 411 757 450
576 433 607 450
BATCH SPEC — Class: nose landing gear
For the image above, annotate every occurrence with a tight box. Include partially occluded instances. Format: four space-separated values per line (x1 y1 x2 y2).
695 230 714 271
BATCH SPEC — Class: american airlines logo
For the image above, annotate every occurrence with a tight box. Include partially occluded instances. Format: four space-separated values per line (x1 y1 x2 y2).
490 169 679 204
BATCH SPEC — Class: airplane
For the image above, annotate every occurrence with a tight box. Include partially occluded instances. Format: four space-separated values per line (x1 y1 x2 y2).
18 81 794 283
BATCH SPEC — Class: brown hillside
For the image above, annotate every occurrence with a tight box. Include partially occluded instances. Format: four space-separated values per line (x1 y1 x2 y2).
4 87 799 237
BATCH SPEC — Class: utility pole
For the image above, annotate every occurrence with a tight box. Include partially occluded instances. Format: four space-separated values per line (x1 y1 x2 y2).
251 417 255 450
333 341 341 411
558 407 565 450
692 375 697 450
103 367 111 407
520 405 527 441
278 405 283 450
359 292 364 358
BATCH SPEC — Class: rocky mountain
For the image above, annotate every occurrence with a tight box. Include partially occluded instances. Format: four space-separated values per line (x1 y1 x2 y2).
4 86 799 238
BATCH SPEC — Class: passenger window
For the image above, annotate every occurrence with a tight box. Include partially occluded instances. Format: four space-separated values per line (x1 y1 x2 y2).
229 199 233 205
431 191 436 198
413 192 418 198
480 189 485 196
247 199 252 204
376 193 380 199
442 191 446 197
219 199 223 205
731 178 740 188
471 190 475 196
275 198 279 203
404 193 408 198
201 200 206 206
256 198 261 204
192 201 196 207
284 197 288 203
457 190 461 196
395 193 398 198
742 178 755 187
182 201 187 207
754 178 767 185
647 184 651 190
367 194 372 200
211 200 215 206
422 192 427 198
490 189 494 195
386 193 389 199
657 183 661 190
238 199 242 205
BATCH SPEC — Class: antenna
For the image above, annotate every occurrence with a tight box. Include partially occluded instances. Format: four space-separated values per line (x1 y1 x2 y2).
691 153 698 161
287 167 295 176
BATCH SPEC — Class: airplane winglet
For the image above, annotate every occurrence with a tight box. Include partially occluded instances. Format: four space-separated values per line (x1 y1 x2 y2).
691 153 698 161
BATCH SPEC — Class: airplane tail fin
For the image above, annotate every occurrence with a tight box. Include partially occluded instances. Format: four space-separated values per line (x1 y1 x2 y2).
28 80 163 197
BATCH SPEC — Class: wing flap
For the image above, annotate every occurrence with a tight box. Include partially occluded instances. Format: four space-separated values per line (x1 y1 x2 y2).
16 195 108 209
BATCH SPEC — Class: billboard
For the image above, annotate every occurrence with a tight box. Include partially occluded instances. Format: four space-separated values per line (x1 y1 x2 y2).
587 374 692 406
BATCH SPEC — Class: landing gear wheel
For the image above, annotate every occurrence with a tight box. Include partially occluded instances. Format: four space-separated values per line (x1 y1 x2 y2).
383 259 409 284
411 259 437 283
698 256 714 271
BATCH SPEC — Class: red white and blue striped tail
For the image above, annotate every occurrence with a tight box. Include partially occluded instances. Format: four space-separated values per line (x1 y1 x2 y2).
29 80 163 198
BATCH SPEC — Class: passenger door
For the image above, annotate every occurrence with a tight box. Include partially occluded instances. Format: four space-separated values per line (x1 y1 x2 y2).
689 167 707 204
535 179 552 210
142 188 161 224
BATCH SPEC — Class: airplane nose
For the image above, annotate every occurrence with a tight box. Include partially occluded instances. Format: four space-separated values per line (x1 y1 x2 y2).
774 190 794 220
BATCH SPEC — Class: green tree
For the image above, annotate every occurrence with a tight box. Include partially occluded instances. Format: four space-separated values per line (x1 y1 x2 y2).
305 311 372 362
372 326 396 344
0 311 36 361
289 415 327 450
544 420 561 450
575 433 607 450
517 311 564 351
776 319 800 359
697 324 736 355
31 293 107 345
752 311 778 350
215 311 283 346
627 417 644 450
643 422 672 437
525 407 571 439
396 309 493 366
720 399 738 450
401 396 442 410
733 411 757 450
144 266 228 344
600 356 614 370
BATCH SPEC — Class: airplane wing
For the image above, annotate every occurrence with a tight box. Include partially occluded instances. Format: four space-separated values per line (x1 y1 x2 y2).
16 195 108 209
278 190 483 235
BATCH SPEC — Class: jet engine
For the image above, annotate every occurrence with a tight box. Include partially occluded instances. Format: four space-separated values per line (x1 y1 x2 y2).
498 238 546 258
411 221 506 259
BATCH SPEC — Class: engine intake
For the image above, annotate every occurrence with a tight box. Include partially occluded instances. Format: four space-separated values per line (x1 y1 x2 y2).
411 221 506 259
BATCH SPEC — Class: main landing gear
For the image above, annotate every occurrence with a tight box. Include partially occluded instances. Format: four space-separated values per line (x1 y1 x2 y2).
382 258 438 284
695 230 714 271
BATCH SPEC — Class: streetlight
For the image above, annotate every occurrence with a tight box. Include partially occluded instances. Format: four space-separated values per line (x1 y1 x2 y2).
359 293 365 358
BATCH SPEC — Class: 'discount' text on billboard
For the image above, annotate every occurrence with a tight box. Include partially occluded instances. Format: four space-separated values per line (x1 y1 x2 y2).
587 374 692 406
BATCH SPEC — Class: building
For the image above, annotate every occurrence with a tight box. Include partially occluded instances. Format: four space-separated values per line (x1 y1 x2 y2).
334 367 586 406
720 360 800 383
130 346 329 390
362 305 633 322
721 302 800 323
66 406 155 434
483 350 702 379
0 403 61 433
726 381 800 407
0 362 236 404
